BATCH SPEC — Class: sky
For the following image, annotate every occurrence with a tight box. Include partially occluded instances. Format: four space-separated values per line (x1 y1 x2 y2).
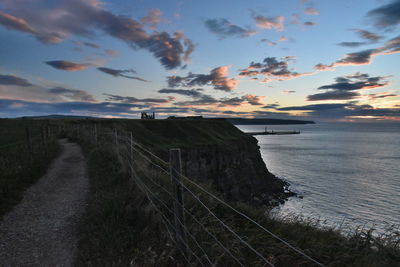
0 0 399 121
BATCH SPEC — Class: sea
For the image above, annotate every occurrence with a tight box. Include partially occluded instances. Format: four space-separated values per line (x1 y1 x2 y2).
236 122 400 234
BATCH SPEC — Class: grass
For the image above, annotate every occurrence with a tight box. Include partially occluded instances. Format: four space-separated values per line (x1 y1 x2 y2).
74 130 400 266
76 145 179 266
0 119 60 217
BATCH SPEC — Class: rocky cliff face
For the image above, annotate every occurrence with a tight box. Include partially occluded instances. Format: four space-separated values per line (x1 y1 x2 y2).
180 135 288 205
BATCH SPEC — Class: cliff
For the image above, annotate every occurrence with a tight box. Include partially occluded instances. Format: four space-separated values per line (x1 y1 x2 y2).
181 136 287 204
102 118 290 204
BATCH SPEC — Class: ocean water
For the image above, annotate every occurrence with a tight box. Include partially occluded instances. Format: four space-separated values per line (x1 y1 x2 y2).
236 122 400 234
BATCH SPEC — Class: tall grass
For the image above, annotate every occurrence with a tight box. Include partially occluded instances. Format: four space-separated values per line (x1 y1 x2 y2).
76 146 180 266
0 119 60 217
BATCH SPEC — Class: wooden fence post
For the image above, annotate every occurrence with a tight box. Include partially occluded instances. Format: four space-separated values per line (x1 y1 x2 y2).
114 129 118 146
94 124 98 144
130 132 134 162
25 128 32 153
76 125 80 139
40 126 45 146
169 148 188 255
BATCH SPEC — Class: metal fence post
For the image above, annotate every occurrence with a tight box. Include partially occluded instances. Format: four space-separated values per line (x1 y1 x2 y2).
169 148 188 256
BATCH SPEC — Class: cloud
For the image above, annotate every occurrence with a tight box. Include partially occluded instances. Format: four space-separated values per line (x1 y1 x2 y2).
97 67 150 82
0 73 95 102
159 87 265 107
304 8 319 15
174 93 264 107
262 103 280 109
105 49 118 56
278 103 349 111
167 65 239 91
282 90 296 94
276 102 400 120
103 93 173 104
0 0 194 69
307 91 360 101
242 94 264 105
260 38 277 46
158 88 204 98
83 42 100 48
353 29 383 41
318 73 389 91
45 60 91 71
337 29 383 47
253 14 285 32
0 11 36 34
337 41 370 47
279 36 288 42
290 14 301 24
304 21 316 26
0 74 33 86
367 0 400 29
307 73 389 101
317 33 400 72
47 87 95 101
314 63 334 71
204 18 257 39
239 56 311 82
0 98 147 118
140 8 163 30
367 92 398 99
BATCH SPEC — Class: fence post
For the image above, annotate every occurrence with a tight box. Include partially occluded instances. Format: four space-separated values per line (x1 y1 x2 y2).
169 148 188 256
130 132 134 162
94 124 98 144
25 128 32 153
114 128 118 146
76 125 80 139
40 126 45 146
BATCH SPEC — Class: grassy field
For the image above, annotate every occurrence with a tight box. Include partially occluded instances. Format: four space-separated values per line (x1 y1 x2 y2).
70 118 400 266
0 119 60 217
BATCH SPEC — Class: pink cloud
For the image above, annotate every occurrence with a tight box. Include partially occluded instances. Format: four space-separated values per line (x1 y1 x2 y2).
254 15 285 32
0 11 36 34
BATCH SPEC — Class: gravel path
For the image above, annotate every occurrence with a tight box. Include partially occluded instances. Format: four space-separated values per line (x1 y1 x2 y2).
0 139 89 267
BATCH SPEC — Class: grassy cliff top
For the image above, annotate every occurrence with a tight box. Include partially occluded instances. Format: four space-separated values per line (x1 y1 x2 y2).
113 118 250 150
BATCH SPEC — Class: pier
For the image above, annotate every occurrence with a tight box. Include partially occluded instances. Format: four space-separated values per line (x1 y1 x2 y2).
247 129 300 136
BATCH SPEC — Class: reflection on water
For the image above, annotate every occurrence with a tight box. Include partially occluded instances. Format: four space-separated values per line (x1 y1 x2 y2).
236 122 400 233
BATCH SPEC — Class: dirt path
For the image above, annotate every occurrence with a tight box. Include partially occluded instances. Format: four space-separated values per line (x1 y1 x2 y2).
0 139 89 266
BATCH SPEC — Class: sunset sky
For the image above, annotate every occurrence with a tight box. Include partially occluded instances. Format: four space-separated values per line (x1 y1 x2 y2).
0 0 399 121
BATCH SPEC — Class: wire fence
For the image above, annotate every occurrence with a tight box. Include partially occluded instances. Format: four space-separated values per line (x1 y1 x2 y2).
65 123 326 267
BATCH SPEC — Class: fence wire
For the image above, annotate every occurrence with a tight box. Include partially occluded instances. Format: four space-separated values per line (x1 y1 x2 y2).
65 125 326 267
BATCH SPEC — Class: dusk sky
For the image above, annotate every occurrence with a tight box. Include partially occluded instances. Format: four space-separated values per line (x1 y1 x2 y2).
0 0 399 121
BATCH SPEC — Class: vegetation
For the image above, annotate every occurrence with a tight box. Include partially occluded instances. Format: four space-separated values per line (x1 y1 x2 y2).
76 145 177 266
0 119 60 217
71 118 399 266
